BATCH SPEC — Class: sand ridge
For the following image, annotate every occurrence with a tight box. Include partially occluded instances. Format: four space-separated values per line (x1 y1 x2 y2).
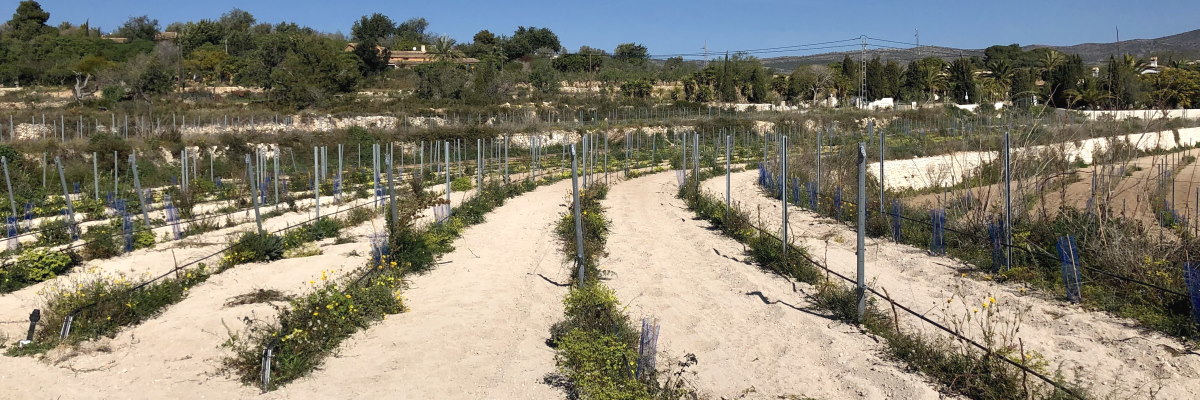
602 171 951 399
706 170 1200 399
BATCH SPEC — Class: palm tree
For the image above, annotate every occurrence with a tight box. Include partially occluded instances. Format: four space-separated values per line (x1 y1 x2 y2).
429 35 464 62
984 58 1014 100
1121 54 1148 74
914 61 947 102
1037 50 1065 79
1064 78 1114 109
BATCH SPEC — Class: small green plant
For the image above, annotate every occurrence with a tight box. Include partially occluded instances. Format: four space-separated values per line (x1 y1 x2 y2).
450 175 474 191
31 266 211 347
81 224 122 260
36 218 72 246
0 247 78 292
223 232 285 268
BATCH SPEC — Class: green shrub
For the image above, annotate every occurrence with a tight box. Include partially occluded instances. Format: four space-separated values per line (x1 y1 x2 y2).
36 218 73 246
555 328 649 400
133 229 156 250
34 265 210 345
450 176 473 191
0 247 79 293
223 232 285 268
82 224 122 260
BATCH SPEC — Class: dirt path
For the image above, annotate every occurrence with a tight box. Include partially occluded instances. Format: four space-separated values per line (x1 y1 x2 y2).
0 187 489 396
707 170 1200 399
267 179 574 399
601 171 948 399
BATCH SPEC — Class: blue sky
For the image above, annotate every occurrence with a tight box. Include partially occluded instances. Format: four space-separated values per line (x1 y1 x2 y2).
32 0 1200 57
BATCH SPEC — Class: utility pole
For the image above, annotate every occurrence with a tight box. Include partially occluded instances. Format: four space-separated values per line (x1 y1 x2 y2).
859 36 867 109
914 30 920 57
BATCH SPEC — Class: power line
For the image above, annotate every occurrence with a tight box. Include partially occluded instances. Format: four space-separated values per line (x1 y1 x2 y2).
650 38 861 58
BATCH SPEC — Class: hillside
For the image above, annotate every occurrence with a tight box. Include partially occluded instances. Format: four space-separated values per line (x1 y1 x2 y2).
761 29 1200 71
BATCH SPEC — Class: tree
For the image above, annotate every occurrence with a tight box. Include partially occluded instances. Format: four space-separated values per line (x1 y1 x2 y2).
984 58 1014 100
948 58 977 104
864 57 884 101
1045 54 1084 107
620 79 652 98
503 26 561 60
747 66 770 103
269 35 360 108
414 61 468 101
1147 67 1200 108
428 35 463 62
350 14 395 76
71 55 111 101
614 43 648 64
1064 77 1112 109
396 17 429 43
351 13 395 42
528 60 560 97
7 1 52 40
472 30 496 46
115 16 160 41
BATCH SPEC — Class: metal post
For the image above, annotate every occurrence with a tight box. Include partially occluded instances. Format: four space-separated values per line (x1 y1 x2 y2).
92 153 99 200
680 133 686 182
1 157 14 218
476 139 483 188
247 154 263 233
726 134 731 207
273 150 280 205
130 154 150 228
781 136 788 254
445 141 451 215
875 121 884 212
817 128 825 201
570 144 584 284
856 143 867 322
313 147 320 219
388 144 398 228
1003 129 1013 269
113 151 119 196
372 143 380 206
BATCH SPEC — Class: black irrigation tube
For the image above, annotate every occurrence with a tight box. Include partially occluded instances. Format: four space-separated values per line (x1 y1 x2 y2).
59 194 391 329
716 193 1086 399
794 184 1192 299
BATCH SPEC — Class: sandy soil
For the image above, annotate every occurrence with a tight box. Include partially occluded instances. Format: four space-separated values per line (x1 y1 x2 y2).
602 171 950 399
706 170 1200 399
906 148 1200 229
872 127 1200 191
0 176 546 399
267 179 574 399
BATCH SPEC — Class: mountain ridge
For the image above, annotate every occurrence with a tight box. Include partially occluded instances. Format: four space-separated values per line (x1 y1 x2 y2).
758 29 1200 71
